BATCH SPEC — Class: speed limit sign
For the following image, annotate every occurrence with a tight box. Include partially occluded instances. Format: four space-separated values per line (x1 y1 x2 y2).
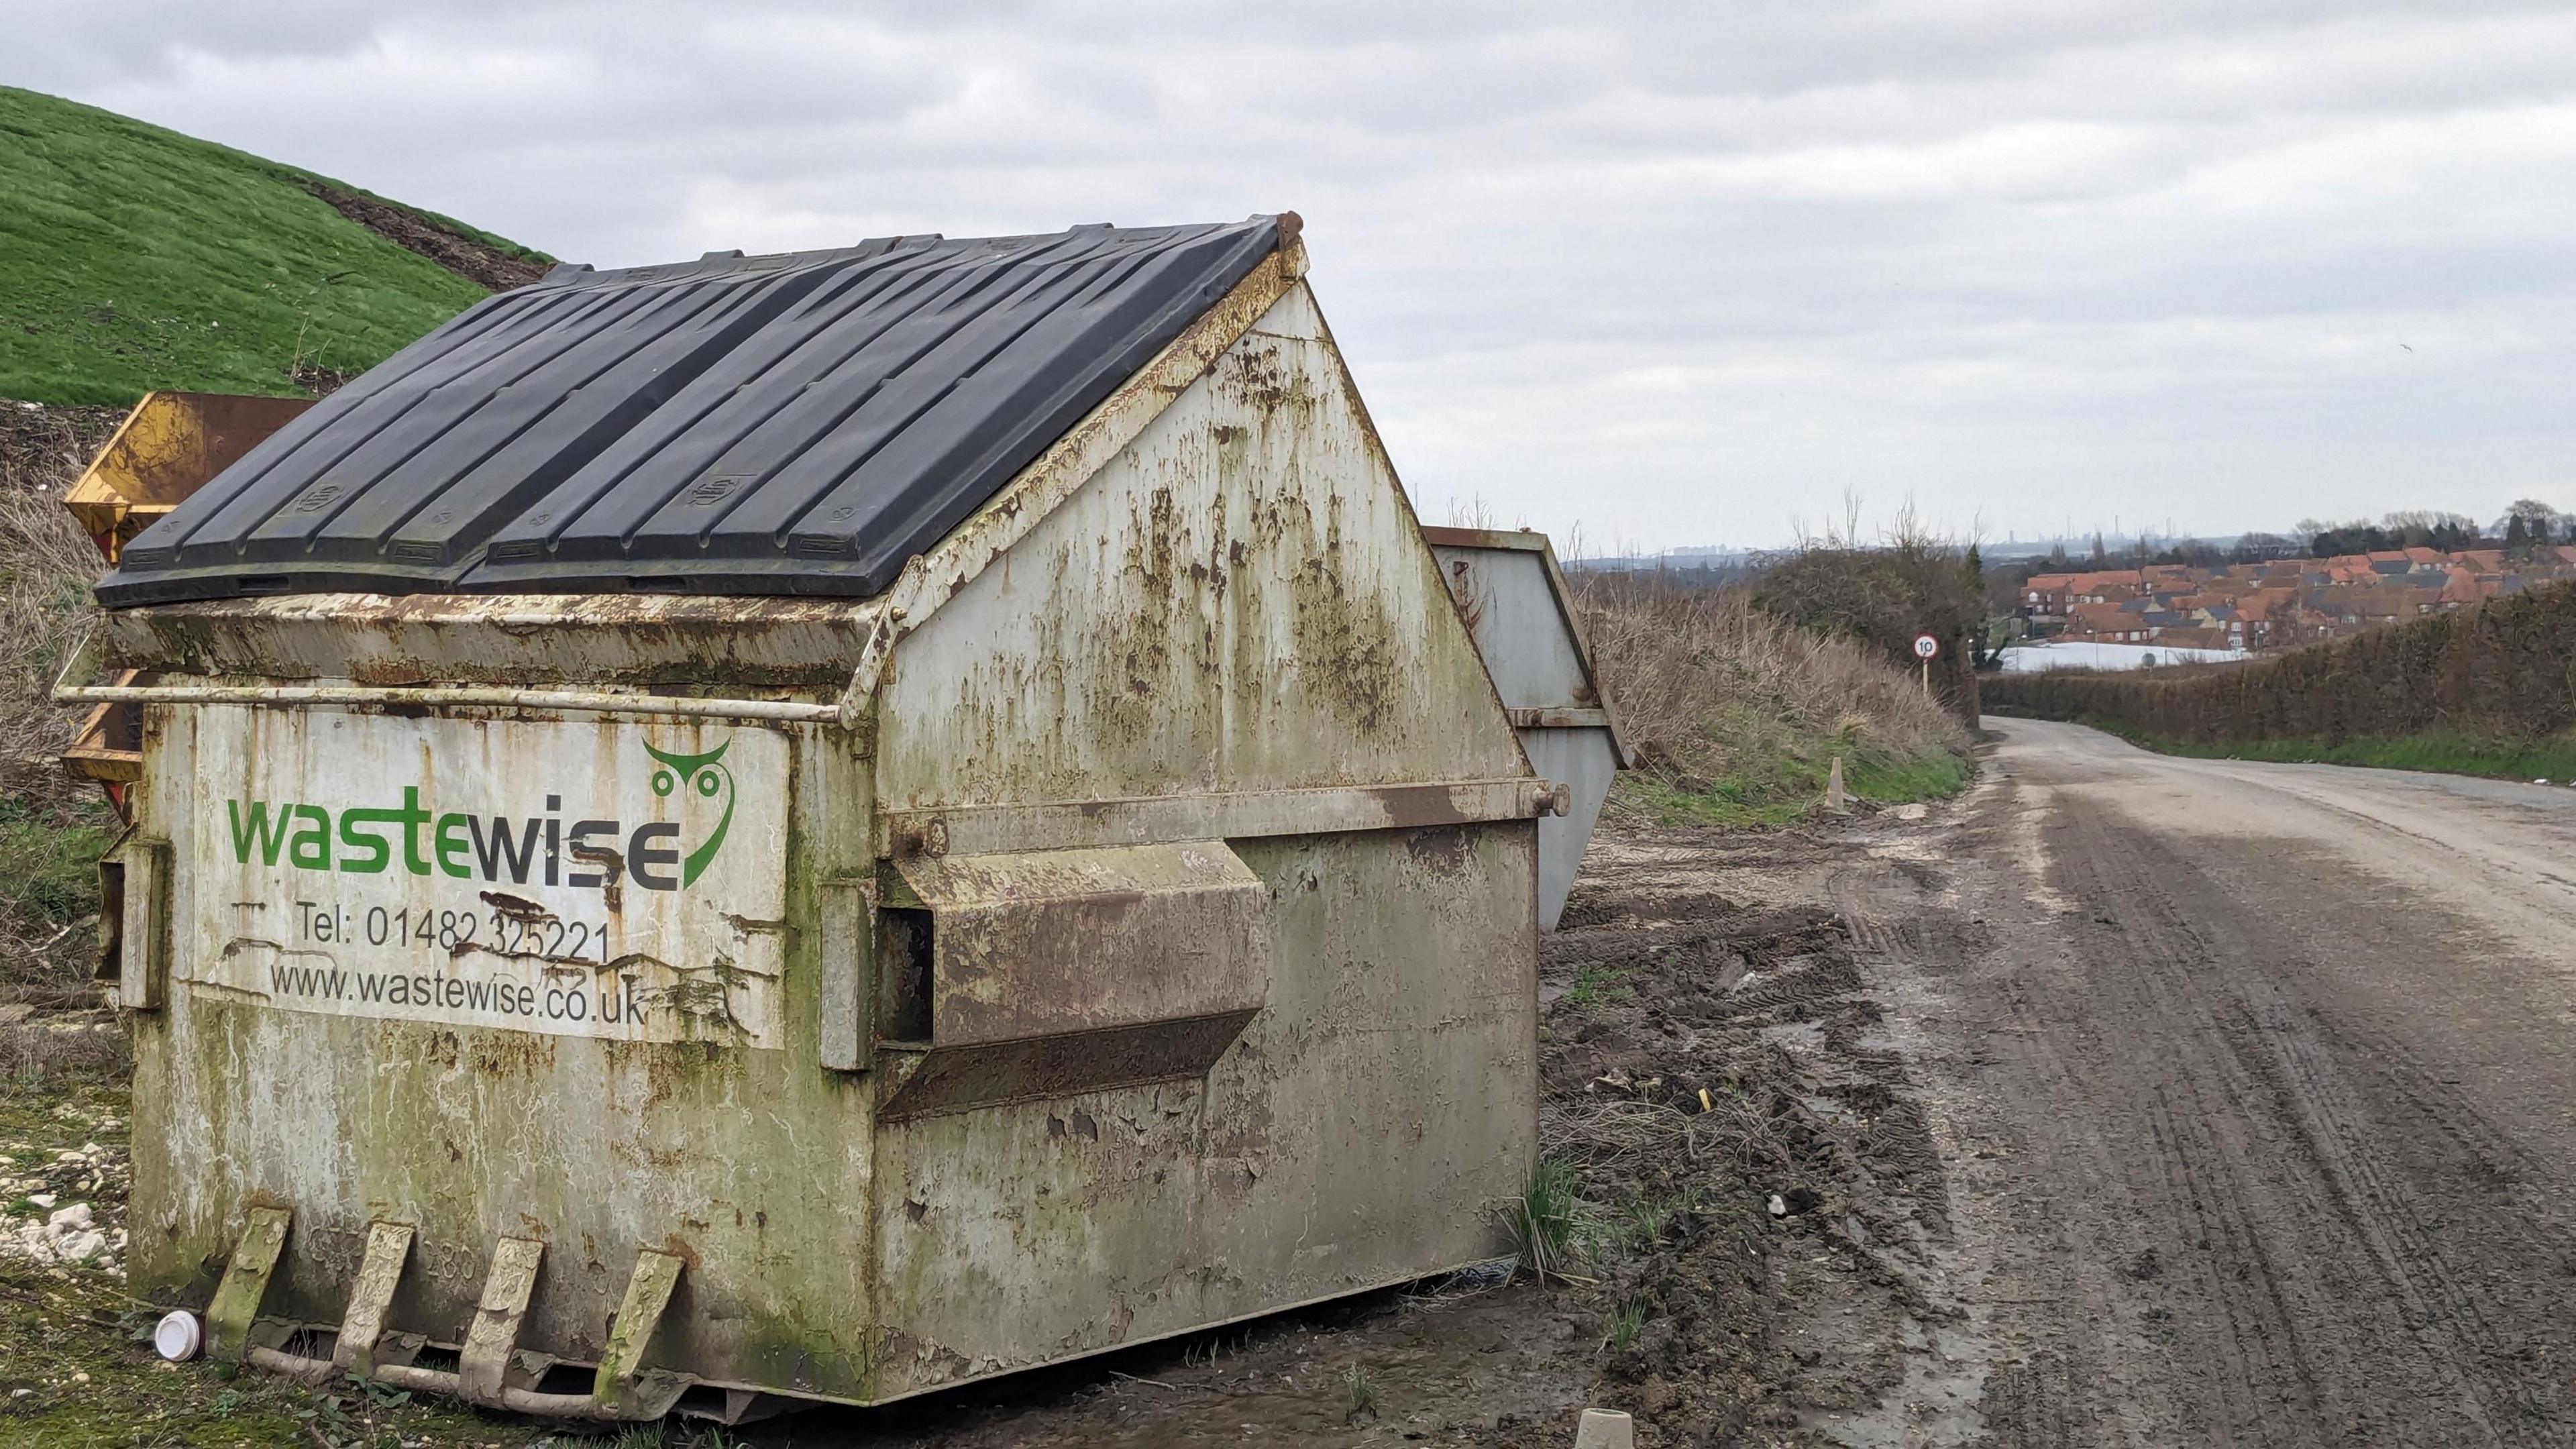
1912 633 1939 660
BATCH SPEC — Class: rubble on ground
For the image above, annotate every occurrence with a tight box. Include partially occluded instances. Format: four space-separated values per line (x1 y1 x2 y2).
0 1111 129 1275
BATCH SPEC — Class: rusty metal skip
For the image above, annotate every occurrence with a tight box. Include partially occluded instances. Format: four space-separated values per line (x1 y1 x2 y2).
69 215 1570 1424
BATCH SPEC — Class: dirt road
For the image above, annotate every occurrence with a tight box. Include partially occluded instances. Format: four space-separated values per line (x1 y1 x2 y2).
1839 718 2576 1446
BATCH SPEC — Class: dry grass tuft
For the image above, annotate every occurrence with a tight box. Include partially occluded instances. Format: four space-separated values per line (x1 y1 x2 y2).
1 480 105 784
3 1015 131 1085
1571 573 1970 823
1543 1089 1790 1183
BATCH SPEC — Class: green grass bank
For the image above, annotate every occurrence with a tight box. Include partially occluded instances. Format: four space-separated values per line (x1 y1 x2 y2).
1 87 550 1018
0 85 548 405
1576 580 1974 828
1611 711 1973 828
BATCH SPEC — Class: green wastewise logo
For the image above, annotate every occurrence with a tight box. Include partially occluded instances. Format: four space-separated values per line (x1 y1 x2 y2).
223 736 740 891
641 739 735 887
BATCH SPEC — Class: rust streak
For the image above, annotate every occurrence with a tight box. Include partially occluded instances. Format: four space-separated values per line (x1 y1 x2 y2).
478 891 555 922
218 936 335 964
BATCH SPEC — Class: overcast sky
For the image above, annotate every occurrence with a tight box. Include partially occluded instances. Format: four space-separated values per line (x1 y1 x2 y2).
16 2 2576 552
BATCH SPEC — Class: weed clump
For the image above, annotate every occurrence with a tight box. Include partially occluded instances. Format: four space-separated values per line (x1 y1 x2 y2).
1498 1158 1586 1285
1602 1293 1650 1354
1565 962 1635 1008
1339 1362 1381 1422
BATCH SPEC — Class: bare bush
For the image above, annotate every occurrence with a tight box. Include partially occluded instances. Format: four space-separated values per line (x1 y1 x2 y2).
1 402 121 1008
1751 501 1990 723
1 404 118 784
1 484 105 787
3 1015 131 1085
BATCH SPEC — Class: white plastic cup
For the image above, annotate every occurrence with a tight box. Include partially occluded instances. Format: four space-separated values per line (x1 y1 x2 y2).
1573 1407 1636 1449
152 1309 203 1362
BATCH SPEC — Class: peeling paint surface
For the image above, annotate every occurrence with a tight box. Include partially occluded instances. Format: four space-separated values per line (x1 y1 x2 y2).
103 593 885 688
172 706 789 1045
895 843 1265 1046
865 824 1536 1399
128 717 881 1401
879 283 1528 808
859 281 1538 1398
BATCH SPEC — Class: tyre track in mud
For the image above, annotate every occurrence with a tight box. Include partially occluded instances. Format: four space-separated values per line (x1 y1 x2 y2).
2039 805 2484 1444
1843 720 2576 1447
1830 843 2165 1448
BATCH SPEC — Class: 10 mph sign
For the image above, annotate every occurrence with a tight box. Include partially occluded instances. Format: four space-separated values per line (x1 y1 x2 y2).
1912 633 1939 660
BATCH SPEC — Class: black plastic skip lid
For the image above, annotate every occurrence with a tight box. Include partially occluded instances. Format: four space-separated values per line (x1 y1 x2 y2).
95 217 1287 607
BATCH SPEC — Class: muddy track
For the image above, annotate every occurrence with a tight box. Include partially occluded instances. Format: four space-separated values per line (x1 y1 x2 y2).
304 182 551 292
1843 720 2576 1447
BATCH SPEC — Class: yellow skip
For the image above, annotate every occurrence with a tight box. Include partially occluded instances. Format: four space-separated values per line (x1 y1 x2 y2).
64 391 313 562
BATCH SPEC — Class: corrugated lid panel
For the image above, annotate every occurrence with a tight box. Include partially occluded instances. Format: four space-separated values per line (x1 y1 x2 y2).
97 217 1287 606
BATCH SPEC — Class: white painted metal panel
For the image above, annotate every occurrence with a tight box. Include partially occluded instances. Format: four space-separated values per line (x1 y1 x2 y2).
1425 534 1629 928
1428 546 1595 708
1519 727 1620 928
174 706 789 1046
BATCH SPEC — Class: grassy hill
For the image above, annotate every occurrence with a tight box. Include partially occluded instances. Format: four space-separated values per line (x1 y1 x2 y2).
0 85 550 405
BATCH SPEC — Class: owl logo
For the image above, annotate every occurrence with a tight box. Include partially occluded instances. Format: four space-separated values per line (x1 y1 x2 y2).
643 738 735 887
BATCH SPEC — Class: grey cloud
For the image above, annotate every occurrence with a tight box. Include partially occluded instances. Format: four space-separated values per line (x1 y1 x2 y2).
7 0 2573 546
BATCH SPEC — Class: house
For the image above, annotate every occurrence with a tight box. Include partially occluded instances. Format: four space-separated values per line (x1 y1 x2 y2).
2015 545 2576 654
2021 572 2076 614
